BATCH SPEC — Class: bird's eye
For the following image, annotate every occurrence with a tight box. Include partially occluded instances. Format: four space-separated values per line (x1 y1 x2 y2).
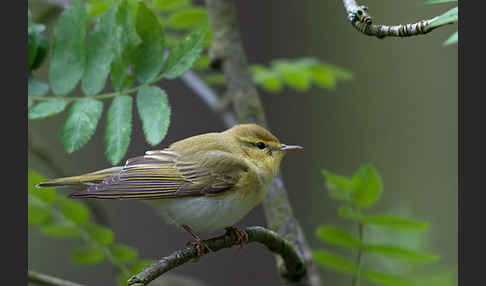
255 142 266 149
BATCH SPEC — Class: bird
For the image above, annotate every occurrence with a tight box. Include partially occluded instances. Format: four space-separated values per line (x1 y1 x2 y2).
36 124 303 255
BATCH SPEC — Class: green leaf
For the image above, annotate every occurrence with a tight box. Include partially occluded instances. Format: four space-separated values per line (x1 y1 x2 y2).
42 223 81 238
351 164 383 207
272 60 312 91
444 31 458 45
166 8 208 29
313 250 358 275
28 98 34 109
28 30 38 71
136 86 171 146
134 2 165 83
364 244 439 263
316 225 362 248
322 170 354 202
117 272 131 286
429 6 458 28
28 100 68 120
337 205 362 220
28 77 50 97
154 0 190 11
49 0 87 96
363 270 414 286
110 244 139 263
62 98 103 153
110 0 138 91
423 0 456 4
161 27 207 79
85 223 114 245
105 96 133 165
194 55 210 70
28 204 51 226
28 170 56 204
31 34 49 71
309 65 336 89
251 65 283 92
87 0 112 19
59 198 90 225
81 3 117 96
72 246 105 265
362 214 429 231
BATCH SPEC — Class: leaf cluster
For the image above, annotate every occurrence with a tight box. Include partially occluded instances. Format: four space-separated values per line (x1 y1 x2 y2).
28 0 207 165
313 164 441 286
28 170 156 286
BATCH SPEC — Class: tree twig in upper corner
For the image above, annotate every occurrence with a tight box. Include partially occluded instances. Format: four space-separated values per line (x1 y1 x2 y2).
28 270 86 286
127 226 306 286
342 0 455 38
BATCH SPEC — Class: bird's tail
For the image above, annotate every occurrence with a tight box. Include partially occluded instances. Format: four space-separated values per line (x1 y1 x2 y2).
35 167 123 188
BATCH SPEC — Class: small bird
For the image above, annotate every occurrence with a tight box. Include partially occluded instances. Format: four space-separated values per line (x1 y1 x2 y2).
36 124 302 255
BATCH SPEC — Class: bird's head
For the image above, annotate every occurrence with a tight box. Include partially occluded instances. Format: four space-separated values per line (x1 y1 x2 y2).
224 124 303 178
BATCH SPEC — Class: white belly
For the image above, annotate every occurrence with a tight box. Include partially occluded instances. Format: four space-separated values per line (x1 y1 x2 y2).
152 187 265 234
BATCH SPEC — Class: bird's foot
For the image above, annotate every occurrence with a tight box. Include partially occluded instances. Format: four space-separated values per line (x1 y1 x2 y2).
181 224 212 261
224 226 248 249
186 239 212 260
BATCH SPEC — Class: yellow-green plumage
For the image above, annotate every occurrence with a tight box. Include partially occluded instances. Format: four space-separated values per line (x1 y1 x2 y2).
36 124 302 233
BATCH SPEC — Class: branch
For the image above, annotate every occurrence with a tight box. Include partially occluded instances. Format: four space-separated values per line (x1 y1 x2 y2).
181 71 237 127
28 270 85 286
342 0 454 38
127 226 306 286
204 1 321 285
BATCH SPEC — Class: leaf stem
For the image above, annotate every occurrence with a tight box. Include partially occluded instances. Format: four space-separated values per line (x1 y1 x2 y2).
29 73 166 102
28 270 86 286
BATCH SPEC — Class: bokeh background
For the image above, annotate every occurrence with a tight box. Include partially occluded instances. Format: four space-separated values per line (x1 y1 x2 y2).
28 0 458 285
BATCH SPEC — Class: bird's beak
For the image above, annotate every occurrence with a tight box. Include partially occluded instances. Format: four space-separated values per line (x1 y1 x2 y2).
280 144 303 152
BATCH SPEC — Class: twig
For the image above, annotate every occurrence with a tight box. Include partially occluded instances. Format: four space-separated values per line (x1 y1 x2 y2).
127 226 306 286
181 71 237 127
28 270 85 286
342 0 454 38
205 1 321 285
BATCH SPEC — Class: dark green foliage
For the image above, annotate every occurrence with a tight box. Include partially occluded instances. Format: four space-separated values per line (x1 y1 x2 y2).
110 244 139 263
28 100 68 120
28 170 157 285
105 96 133 165
28 1 209 166
314 164 442 286
161 27 208 79
61 98 103 153
28 10 49 73
166 7 208 29
110 0 139 91
82 3 117 96
134 2 166 83
72 246 106 265
136 86 171 146
49 0 87 96
251 58 352 92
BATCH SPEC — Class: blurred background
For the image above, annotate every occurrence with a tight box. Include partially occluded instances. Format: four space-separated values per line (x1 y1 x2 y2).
28 0 457 285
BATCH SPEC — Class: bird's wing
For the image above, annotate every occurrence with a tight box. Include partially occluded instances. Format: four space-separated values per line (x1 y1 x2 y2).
69 149 250 199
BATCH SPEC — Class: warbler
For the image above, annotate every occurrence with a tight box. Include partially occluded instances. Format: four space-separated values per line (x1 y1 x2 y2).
36 124 302 254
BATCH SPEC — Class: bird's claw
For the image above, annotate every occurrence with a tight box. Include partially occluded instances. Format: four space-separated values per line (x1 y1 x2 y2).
225 227 248 249
186 239 212 261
